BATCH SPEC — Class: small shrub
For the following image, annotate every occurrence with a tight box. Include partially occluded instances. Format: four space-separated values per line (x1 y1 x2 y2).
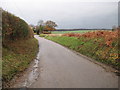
39 34 47 37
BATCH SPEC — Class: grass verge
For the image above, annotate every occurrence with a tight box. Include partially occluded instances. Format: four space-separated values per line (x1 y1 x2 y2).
2 38 38 85
39 34 48 37
45 36 119 70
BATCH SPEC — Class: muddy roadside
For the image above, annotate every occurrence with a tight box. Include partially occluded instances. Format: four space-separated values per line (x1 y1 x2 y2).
3 56 40 88
3 43 41 88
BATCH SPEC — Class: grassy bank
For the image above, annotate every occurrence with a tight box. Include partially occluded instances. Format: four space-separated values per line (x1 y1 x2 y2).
44 31 119 70
2 38 38 84
2 10 38 86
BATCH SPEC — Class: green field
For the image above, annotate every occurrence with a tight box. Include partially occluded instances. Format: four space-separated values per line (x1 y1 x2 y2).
51 30 94 34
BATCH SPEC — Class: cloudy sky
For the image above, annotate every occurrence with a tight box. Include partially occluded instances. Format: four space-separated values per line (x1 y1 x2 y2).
1 0 119 29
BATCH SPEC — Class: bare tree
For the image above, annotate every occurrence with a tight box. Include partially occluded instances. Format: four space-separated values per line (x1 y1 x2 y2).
37 20 44 26
112 25 116 31
36 20 45 34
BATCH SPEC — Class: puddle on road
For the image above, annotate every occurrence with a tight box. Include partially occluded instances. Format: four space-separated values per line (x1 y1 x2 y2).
23 58 40 87
12 47 41 88
21 48 41 87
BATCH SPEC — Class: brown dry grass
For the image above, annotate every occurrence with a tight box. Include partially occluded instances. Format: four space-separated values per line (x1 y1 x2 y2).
48 34 62 37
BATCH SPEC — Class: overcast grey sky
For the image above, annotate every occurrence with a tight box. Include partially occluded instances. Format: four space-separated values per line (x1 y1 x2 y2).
1 0 119 29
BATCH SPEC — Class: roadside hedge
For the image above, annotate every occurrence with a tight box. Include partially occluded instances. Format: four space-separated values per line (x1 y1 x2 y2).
2 10 33 46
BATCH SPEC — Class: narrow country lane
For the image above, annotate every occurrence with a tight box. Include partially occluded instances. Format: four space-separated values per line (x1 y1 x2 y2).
28 35 118 88
12 35 118 88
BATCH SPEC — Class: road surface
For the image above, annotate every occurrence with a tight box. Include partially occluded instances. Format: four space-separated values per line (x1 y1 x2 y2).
13 35 118 88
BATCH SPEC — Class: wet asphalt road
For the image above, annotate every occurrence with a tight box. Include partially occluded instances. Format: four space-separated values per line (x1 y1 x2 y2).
30 35 118 88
